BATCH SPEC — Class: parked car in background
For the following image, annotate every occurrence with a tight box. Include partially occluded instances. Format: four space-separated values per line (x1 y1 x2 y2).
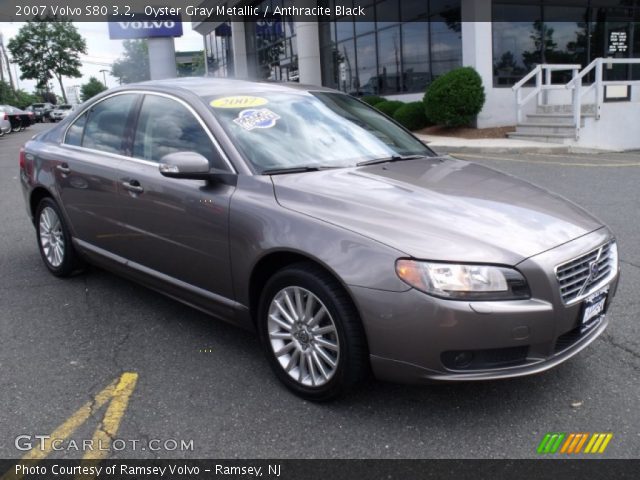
0 109 11 136
0 105 33 132
28 103 54 123
50 104 75 122
18 78 620 400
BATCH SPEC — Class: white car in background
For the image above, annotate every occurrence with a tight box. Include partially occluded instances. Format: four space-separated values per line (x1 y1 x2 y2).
0 110 11 136
50 104 75 122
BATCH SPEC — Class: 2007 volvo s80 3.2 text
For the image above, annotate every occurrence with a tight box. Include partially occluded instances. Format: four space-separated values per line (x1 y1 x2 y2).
19 78 620 400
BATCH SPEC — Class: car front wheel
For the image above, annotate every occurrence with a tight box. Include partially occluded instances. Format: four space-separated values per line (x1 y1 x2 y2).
35 198 84 276
258 263 369 401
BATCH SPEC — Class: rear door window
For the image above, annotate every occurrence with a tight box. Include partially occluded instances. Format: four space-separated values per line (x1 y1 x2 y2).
79 94 138 155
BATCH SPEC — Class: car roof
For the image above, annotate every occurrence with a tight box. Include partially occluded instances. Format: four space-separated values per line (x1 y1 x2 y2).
117 77 336 98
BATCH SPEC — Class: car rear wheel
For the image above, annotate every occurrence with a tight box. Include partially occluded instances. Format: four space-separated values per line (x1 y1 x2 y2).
258 263 369 401
35 198 84 277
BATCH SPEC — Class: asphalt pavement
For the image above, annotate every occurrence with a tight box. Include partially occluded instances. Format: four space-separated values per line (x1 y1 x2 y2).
1 123 638 459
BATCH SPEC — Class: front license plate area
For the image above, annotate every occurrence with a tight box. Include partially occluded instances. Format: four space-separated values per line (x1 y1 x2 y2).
581 287 608 331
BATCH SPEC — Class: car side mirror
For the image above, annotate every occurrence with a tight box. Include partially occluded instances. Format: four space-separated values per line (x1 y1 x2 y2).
159 151 237 185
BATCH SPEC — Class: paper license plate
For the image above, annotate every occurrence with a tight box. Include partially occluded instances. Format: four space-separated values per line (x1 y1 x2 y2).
582 288 608 326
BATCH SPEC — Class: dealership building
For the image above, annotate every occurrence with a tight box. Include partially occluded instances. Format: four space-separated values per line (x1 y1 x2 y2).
192 0 640 146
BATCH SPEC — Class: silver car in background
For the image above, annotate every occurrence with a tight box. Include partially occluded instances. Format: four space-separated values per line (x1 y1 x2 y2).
19 79 620 400
50 104 75 122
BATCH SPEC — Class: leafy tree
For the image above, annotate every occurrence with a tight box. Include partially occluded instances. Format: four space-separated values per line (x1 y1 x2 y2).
112 40 150 84
7 16 87 103
80 76 107 101
0 81 38 108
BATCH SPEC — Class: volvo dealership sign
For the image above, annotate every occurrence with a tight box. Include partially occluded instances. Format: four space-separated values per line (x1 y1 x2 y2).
108 15 183 39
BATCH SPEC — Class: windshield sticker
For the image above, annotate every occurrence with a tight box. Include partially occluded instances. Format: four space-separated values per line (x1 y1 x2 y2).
233 108 280 131
210 96 268 109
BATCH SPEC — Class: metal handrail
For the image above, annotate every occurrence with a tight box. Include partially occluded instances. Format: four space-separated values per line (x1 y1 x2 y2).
566 58 640 137
512 64 581 124
514 58 640 141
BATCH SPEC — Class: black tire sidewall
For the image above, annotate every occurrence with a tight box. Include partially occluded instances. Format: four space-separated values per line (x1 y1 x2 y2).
258 265 364 401
35 198 77 277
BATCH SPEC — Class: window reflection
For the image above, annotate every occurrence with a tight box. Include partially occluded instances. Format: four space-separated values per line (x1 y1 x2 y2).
319 0 462 95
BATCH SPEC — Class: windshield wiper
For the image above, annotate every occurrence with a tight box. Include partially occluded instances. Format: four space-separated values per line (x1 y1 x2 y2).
357 154 427 167
262 166 338 176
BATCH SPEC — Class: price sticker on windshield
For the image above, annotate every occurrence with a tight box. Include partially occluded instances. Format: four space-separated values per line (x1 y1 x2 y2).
233 109 280 131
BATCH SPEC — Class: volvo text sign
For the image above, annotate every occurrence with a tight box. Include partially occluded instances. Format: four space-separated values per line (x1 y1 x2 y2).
108 16 183 40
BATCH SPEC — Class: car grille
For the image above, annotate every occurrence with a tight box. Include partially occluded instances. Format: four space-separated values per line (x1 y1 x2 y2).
555 241 616 304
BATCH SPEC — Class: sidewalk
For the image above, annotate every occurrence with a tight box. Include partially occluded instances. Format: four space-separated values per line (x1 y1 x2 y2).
414 133 572 154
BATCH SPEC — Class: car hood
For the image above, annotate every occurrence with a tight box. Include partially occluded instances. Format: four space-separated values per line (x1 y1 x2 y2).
271 157 604 265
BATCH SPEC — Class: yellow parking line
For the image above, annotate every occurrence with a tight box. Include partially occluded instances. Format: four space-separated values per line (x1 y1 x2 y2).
1 373 138 480
81 372 138 461
454 153 640 167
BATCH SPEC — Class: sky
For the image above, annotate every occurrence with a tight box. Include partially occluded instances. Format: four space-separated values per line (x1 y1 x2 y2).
0 21 204 98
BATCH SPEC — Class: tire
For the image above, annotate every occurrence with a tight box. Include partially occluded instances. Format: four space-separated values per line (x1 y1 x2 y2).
35 197 84 277
257 262 369 401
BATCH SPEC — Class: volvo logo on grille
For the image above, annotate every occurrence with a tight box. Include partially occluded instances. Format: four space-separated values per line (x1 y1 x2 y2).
589 261 600 279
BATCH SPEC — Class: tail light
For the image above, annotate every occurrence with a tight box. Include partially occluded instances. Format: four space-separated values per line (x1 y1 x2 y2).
19 147 26 172
2 113 7 121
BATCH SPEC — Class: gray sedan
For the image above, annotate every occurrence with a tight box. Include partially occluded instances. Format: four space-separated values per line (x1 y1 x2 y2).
19 79 619 400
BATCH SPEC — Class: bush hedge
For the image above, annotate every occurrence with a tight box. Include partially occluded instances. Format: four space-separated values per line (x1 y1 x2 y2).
375 100 405 117
361 95 386 106
423 67 485 127
393 102 429 131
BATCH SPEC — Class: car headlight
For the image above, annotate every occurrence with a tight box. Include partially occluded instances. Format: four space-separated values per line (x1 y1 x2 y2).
396 259 530 300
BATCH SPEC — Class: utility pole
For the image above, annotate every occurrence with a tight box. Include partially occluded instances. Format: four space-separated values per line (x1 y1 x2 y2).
0 32 16 90
99 69 108 87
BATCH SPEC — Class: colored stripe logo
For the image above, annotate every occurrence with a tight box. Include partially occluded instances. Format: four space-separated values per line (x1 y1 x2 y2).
537 433 613 454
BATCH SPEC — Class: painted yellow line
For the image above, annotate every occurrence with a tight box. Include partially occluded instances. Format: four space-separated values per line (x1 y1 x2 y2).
598 433 613 453
584 433 599 453
81 372 138 460
1 373 138 480
454 153 640 168
590 433 606 453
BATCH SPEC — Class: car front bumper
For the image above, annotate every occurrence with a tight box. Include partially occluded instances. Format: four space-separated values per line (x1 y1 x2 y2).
352 228 619 383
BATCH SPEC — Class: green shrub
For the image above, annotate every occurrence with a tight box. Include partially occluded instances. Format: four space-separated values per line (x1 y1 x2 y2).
423 67 485 127
375 100 404 117
393 102 430 131
361 95 386 106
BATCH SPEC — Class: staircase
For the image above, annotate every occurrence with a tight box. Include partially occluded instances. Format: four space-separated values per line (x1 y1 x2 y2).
509 59 640 149
508 104 596 144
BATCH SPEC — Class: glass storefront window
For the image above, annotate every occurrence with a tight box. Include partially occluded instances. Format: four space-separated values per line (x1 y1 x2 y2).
319 0 462 95
377 26 402 94
492 1 640 86
402 22 430 93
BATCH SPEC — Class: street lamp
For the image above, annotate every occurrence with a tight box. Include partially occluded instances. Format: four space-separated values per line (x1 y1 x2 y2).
99 69 108 87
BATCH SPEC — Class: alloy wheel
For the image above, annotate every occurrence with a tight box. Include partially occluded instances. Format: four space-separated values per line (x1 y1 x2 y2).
39 206 65 267
267 286 340 387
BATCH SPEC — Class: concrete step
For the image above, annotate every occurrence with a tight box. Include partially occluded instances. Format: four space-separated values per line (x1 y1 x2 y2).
515 123 577 135
525 113 593 126
507 132 575 144
536 104 596 115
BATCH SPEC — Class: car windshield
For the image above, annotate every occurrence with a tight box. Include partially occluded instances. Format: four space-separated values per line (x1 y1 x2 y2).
205 91 435 172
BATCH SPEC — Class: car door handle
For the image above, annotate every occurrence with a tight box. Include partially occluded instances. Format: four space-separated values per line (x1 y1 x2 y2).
122 180 144 194
56 164 71 174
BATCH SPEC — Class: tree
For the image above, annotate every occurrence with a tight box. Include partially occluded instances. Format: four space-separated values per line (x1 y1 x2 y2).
80 76 107 102
0 80 38 108
111 40 150 84
7 16 87 103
